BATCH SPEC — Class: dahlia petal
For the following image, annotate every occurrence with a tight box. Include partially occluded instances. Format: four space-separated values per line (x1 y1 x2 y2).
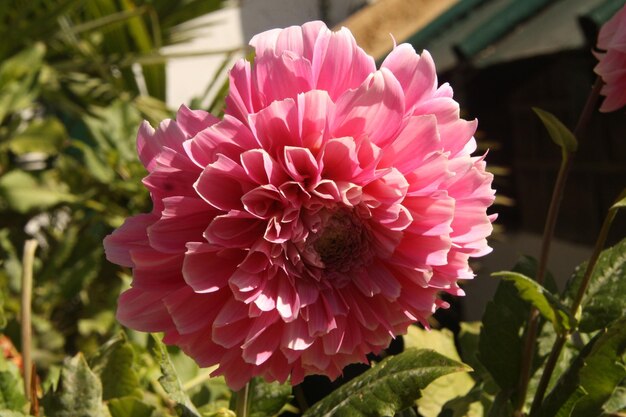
403 193 455 236
283 146 320 184
131 248 186 291
103 213 155 267
321 137 361 181
312 26 376 101
380 115 441 174
194 154 253 211
164 286 225 334
225 59 259 122
185 115 257 167
183 243 243 293
382 46 437 111
148 197 214 253
333 69 405 147
116 287 176 333
240 148 287 185
254 52 313 104
205 211 264 248
137 119 187 172
176 105 219 137
297 90 334 153
249 99 299 153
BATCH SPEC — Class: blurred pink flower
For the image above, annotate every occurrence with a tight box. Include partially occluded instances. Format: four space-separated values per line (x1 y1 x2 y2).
595 4 626 112
104 21 495 390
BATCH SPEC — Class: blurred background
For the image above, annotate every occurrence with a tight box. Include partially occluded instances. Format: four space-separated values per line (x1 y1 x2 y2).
0 0 624 412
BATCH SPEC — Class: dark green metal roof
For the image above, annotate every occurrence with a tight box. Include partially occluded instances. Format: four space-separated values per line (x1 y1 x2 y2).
405 0 626 71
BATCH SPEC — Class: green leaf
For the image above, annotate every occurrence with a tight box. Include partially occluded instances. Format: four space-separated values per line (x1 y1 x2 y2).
247 377 292 417
492 271 576 333
6 117 68 155
152 334 201 417
41 353 106 417
404 326 475 417
0 170 76 213
0 356 27 411
536 317 626 417
532 107 577 154
603 385 626 414
564 237 626 332
108 396 156 417
303 349 471 417
89 333 142 400
0 43 45 121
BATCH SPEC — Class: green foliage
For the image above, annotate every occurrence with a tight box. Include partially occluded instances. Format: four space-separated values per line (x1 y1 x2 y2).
153 335 202 417
565 237 626 332
41 353 107 417
403 326 475 417
492 271 576 333
303 349 471 417
247 377 293 417
0 356 27 411
532 107 578 154
535 318 626 417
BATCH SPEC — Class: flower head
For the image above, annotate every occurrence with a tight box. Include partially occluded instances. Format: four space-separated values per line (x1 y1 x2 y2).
595 4 626 112
104 21 495 390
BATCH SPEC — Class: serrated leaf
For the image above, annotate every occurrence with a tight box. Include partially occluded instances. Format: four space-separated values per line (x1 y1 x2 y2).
0 170 76 213
536 317 626 417
303 349 471 417
107 396 156 417
532 107 577 154
89 334 141 400
493 271 576 333
247 377 292 417
565 237 626 332
40 353 106 417
152 334 200 417
404 326 475 417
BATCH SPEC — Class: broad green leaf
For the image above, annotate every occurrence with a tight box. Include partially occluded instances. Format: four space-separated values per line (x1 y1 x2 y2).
0 356 26 411
564 237 626 332
532 107 577 154
89 334 141 400
0 170 76 213
536 317 626 417
247 377 292 417
478 277 529 395
107 396 155 417
303 349 471 417
40 353 106 417
554 387 587 417
404 326 475 417
492 271 576 333
478 256 557 402
152 334 200 417
6 117 67 155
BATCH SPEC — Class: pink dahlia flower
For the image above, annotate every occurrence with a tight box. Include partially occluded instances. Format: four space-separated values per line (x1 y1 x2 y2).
104 21 495 390
594 4 626 112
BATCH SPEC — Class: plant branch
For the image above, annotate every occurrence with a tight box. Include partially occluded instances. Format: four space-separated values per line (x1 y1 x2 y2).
21 239 38 402
514 76 603 415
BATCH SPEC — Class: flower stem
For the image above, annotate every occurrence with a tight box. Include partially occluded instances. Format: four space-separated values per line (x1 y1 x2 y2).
513 77 603 415
21 239 38 402
530 199 619 415
235 383 250 417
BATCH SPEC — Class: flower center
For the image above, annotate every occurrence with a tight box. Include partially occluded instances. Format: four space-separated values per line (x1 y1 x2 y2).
313 210 371 272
